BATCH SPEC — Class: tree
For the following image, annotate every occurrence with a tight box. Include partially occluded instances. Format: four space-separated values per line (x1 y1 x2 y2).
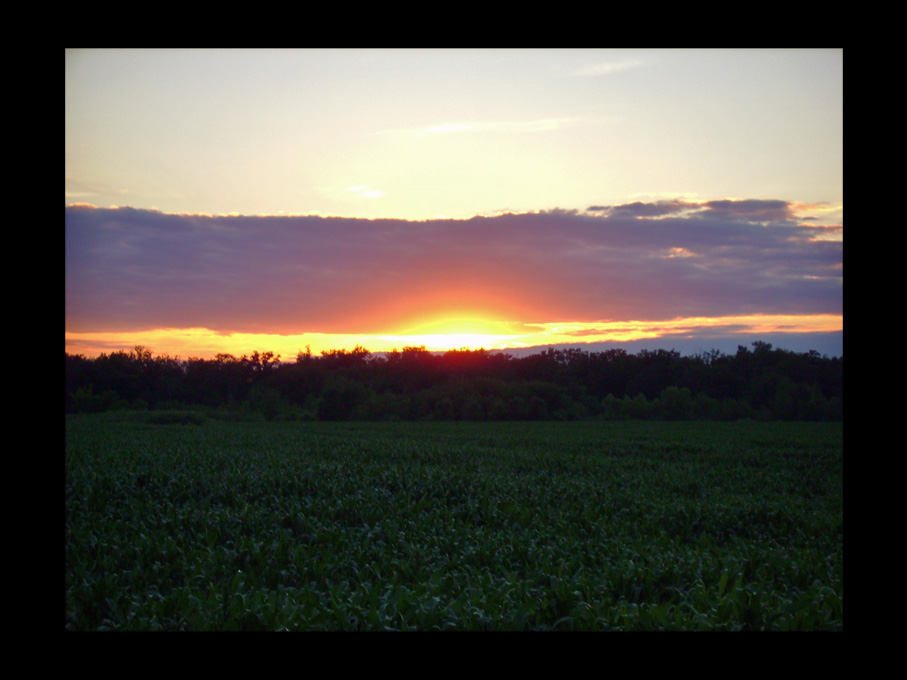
248 384 284 421
624 393 652 420
317 374 371 421
658 386 693 420
63 341 841 422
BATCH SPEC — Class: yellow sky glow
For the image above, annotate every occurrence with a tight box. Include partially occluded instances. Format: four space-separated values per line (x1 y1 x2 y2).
64 313 843 360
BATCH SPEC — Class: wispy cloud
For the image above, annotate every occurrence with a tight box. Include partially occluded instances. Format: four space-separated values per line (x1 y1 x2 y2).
572 59 645 77
422 123 474 134
347 185 385 199
586 198 800 223
381 117 580 137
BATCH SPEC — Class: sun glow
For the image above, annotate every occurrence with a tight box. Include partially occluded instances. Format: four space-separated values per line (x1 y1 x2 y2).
64 313 843 360
382 316 524 351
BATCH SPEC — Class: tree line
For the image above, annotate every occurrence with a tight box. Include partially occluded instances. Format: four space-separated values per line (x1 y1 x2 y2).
65 342 842 422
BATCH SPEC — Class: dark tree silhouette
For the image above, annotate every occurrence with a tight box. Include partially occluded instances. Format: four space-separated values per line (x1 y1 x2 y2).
65 342 842 421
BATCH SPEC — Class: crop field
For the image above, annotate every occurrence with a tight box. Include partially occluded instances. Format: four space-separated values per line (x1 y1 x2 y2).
65 414 843 631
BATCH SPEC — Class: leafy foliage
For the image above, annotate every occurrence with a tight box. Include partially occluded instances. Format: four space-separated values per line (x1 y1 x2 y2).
66 342 842 421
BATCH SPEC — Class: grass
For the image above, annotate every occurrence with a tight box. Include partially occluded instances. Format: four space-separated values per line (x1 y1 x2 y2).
65 415 843 631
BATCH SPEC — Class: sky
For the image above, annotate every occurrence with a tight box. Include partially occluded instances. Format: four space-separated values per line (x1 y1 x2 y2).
65 48 843 360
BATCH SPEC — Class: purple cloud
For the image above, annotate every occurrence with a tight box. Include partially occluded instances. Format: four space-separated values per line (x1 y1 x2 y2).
589 200 694 218
65 202 842 335
700 199 796 222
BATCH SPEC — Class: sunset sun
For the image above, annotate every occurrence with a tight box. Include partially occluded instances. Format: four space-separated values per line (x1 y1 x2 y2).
388 316 523 351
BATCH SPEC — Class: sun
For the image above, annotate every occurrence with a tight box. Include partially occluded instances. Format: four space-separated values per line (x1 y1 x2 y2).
383 315 521 351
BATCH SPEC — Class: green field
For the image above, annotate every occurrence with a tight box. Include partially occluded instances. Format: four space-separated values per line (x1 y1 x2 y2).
65 414 843 631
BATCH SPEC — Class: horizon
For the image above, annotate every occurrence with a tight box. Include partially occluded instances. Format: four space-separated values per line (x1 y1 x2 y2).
64 326 844 362
66 49 842 360
66 331 844 363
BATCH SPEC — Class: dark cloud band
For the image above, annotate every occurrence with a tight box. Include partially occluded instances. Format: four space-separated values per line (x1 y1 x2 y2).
65 202 842 335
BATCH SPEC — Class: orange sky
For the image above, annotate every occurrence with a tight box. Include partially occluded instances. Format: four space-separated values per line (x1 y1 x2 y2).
64 314 844 361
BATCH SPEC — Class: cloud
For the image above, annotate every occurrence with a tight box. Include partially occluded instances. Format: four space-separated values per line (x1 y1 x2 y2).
382 117 579 137
589 200 694 218
588 198 797 223
347 185 385 199
572 60 645 77
65 201 842 337
423 123 474 134
700 199 796 222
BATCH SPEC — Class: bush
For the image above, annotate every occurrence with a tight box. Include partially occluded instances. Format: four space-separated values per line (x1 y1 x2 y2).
248 385 285 421
624 393 652 420
69 385 127 413
658 386 693 420
317 375 371 421
143 410 206 425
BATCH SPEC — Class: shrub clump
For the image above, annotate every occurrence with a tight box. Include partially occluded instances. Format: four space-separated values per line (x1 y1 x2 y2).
142 410 206 425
